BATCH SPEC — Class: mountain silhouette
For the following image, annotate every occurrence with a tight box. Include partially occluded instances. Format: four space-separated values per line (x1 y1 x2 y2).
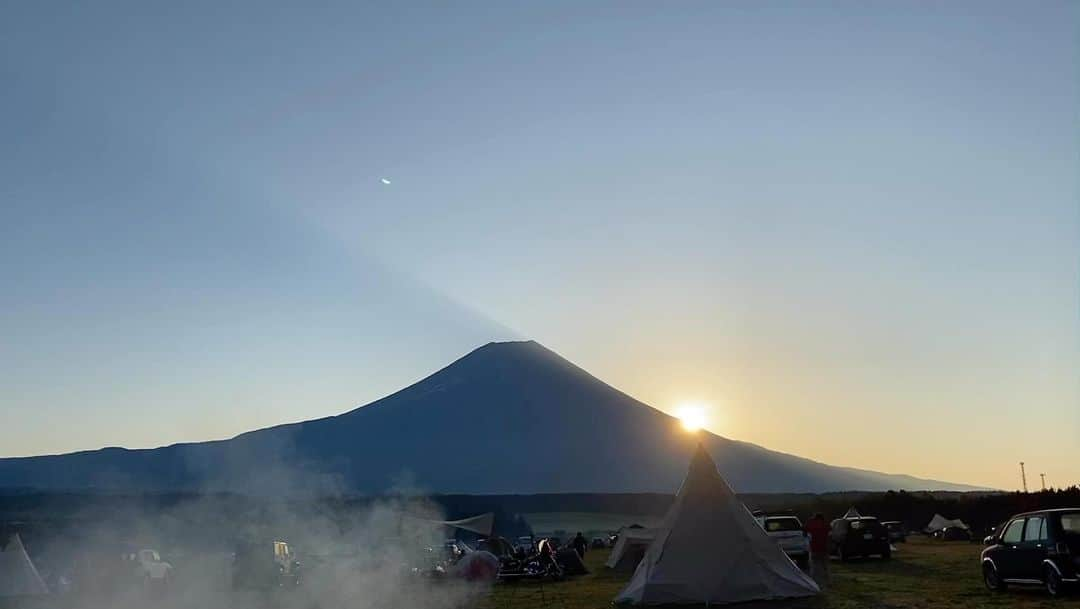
0 341 981 494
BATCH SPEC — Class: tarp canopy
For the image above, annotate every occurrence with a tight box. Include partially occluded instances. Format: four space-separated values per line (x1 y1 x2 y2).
403 512 495 537
441 513 496 537
0 534 48 597
842 507 862 519
924 514 969 533
614 445 819 606
606 528 657 573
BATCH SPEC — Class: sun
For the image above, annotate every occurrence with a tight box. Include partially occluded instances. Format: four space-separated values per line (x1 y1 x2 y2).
675 403 707 432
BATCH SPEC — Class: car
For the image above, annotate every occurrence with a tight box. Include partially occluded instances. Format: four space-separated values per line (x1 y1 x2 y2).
829 516 890 561
123 549 172 589
232 540 301 590
758 515 810 569
881 521 907 543
981 508 1080 597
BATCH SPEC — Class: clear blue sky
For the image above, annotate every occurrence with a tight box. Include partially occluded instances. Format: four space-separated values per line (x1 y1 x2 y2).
2 1 1076 489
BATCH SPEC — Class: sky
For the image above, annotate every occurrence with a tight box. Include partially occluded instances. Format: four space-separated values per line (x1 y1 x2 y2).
1 1 1076 491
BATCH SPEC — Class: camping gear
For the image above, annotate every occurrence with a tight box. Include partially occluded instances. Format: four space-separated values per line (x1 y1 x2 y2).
606 527 657 573
0 534 49 597
404 512 496 537
556 548 588 576
453 551 500 583
614 445 819 606
924 514 970 534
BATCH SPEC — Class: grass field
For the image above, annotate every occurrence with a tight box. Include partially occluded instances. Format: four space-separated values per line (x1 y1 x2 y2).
480 537 1080 609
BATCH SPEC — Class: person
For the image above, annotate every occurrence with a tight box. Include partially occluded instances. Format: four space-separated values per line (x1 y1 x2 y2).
572 532 588 558
804 513 831 589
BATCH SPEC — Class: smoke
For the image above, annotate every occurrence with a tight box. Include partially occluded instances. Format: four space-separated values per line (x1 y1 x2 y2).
17 432 492 609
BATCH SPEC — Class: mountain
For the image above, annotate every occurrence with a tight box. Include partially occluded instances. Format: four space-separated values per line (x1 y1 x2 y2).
0 341 982 494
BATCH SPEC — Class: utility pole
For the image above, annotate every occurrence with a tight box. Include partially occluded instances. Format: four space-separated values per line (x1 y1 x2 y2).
1040 473 1047 492
1019 462 1028 493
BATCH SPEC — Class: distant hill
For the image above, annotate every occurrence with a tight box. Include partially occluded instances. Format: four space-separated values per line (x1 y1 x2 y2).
0 341 984 494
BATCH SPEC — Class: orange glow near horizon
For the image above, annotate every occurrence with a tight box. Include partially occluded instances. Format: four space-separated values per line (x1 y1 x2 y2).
675 403 707 432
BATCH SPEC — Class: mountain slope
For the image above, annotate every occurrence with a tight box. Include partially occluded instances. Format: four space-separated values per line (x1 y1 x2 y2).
0 341 982 494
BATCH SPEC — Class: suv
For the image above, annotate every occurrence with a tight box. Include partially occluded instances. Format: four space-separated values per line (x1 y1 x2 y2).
981 508 1080 597
829 516 890 561
758 515 810 569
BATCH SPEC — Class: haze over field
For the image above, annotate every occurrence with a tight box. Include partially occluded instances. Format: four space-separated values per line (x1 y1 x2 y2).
1 1 1077 491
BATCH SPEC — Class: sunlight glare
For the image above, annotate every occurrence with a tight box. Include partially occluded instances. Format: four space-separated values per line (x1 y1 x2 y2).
675 403 707 432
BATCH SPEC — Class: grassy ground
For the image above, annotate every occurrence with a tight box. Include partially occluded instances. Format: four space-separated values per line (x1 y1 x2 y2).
480 537 1080 609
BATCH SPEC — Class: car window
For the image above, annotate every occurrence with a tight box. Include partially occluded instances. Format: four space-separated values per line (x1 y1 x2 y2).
1023 516 1047 542
1061 513 1080 534
765 518 802 532
1001 519 1024 544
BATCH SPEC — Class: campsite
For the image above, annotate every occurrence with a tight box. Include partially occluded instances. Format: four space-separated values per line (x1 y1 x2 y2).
3 2 1077 608
3 446 1079 609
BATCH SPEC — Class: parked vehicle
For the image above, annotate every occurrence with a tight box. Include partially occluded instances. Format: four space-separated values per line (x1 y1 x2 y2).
758 515 810 569
829 516 890 561
122 549 172 590
231 540 301 590
982 508 1080 597
934 526 972 541
881 521 906 543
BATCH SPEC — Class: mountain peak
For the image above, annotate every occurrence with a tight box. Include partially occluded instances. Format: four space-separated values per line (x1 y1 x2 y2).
0 340 985 494
437 339 581 380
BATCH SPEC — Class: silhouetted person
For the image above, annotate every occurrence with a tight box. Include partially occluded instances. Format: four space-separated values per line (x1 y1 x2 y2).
572 532 587 558
805 513 830 588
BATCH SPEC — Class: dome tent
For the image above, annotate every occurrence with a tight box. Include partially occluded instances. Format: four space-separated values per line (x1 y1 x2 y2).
606 527 657 573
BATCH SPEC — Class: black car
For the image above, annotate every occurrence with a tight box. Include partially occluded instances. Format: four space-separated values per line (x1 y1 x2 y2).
882 521 906 543
829 516 891 560
981 508 1080 597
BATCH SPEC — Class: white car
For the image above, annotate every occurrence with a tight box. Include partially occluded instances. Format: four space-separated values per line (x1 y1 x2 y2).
126 549 173 587
758 516 810 569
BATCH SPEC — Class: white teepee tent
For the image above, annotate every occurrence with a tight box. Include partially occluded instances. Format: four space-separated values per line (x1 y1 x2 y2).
842 507 862 519
614 445 819 605
0 534 48 597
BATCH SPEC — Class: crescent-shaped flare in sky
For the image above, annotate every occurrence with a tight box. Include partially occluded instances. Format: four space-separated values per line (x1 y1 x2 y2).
381 178 392 185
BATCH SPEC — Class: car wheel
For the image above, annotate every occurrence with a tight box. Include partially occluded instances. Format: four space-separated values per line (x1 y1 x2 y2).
881 547 891 560
1045 565 1063 597
983 562 1006 592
